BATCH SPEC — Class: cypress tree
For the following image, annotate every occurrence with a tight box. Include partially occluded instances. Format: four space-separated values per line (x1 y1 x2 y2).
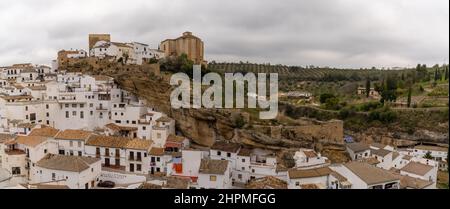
365 78 371 98
407 86 412 108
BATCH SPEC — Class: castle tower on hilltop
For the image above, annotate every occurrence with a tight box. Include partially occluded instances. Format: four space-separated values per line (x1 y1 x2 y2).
160 31 205 65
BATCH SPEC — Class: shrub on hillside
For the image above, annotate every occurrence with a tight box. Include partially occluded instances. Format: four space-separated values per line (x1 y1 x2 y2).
359 101 383 112
368 107 397 123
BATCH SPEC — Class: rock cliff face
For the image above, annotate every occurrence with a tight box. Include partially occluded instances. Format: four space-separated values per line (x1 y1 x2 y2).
348 127 449 147
61 59 344 149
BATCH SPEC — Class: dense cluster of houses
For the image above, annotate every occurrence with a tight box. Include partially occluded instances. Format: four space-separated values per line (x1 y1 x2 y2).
0 61 447 189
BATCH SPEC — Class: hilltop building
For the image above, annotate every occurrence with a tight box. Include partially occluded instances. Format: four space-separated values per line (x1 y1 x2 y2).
160 32 205 64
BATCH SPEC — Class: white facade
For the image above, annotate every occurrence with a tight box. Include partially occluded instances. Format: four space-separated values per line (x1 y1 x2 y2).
32 156 101 189
293 149 329 169
197 160 232 189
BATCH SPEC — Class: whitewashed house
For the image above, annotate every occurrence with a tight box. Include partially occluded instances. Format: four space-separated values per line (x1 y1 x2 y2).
400 161 437 183
346 142 371 160
233 148 287 184
370 143 395 152
293 148 329 169
210 140 241 169
54 129 93 156
411 145 448 163
151 116 175 148
287 166 351 189
85 135 152 174
370 148 393 170
196 159 232 189
167 149 204 183
330 162 400 189
33 154 101 189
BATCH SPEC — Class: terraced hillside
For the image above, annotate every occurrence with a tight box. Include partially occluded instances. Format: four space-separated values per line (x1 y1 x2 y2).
207 62 411 81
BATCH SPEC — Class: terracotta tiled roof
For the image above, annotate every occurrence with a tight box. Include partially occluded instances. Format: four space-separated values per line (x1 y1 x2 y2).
105 123 138 131
29 126 60 138
165 176 190 189
149 147 165 156
401 162 434 176
36 154 100 172
166 134 185 143
199 159 229 175
86 135 152 151
399 175 434 189
288 167 333 179
361 157 380 165
15 136 48 147
347 142 370 153
344 162 399 185
371 148 391 157
246 176 288 189
55 129 93 141
370 143 387 149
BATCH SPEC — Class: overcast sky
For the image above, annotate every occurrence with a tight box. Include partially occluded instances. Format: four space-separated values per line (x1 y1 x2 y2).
0 0 448 68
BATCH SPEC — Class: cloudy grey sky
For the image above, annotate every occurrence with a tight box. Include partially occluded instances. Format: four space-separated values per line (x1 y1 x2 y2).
0 0 448 68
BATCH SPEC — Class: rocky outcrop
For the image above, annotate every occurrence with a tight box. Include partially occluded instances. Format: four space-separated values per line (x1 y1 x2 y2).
348 127 449 147
61 59 345 149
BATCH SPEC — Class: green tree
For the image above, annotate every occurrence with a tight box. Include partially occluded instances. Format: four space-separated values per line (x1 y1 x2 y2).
325 97 340 110
407 86 412 108
416 64 428 81
319 93 335 104
434 68 439 82
380 75 397 103
365 78 371 98
445 66 449 80
424 151 433 160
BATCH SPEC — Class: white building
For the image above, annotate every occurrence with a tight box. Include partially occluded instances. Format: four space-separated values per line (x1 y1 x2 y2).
370 143 395 152
90 40 163 65
168 149 204 183
400 161 437 183
196 159 232 189
346 143 371 161
85 135 152 174
398 175 435 189
293 148 329 169
370 148 393 170
210 140 241 169
234 148 287 185
33 154 101 189
410 145 448 163
54 129 93 156
330 162 400 189
287 166 351 189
